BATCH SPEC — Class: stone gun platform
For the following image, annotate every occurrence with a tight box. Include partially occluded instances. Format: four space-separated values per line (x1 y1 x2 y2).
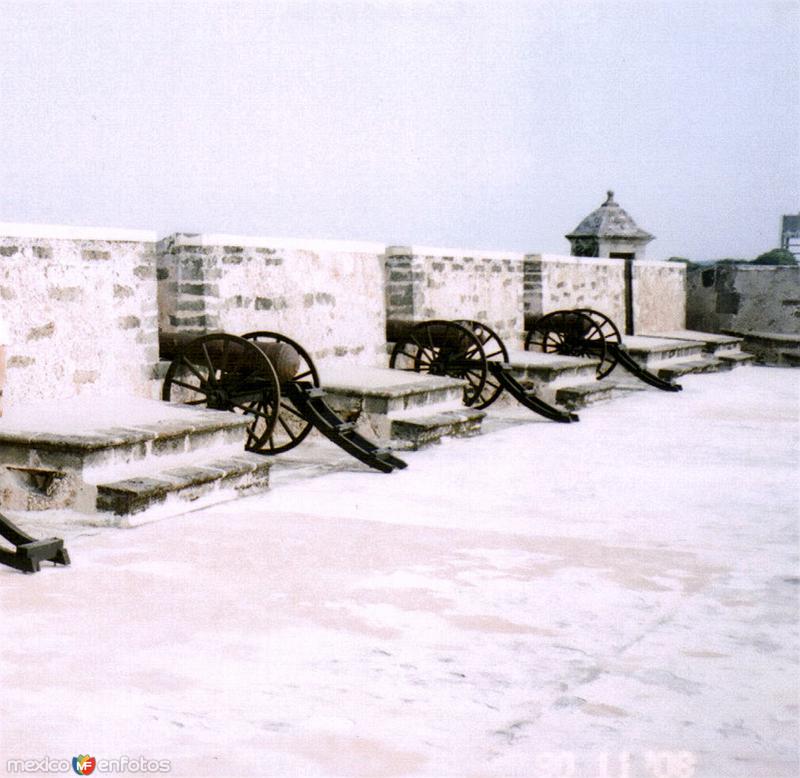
502 350 639 411
0 398 271 524
630 330 755 379
317 363 485 450
500 330 753 412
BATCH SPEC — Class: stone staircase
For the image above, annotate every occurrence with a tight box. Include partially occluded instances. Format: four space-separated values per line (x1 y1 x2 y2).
503 350 640 411
0 398 270 525
632 331 755 380
720 330 800 367
318 363 484 451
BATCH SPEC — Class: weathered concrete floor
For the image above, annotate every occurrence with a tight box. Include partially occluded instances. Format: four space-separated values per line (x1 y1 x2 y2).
1 367 798 777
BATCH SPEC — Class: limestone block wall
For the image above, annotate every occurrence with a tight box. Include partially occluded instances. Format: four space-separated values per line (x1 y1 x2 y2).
523 254 626 327
385 245 525 348
158 234 388 366
524 254 685 333
0 224 160 406
687 264 800 334
633 261 686 333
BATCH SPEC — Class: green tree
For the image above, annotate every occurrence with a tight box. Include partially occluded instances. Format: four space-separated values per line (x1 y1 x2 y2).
751 248 797 266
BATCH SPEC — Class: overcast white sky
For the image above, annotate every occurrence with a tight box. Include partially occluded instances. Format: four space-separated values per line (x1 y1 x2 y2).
0 0 797 259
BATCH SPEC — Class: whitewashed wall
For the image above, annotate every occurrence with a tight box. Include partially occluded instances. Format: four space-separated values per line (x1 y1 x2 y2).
633 260 686 332
385 245 525 348
158 234 388 366
0 224 160 406
524 254 627 326
524 254 685 333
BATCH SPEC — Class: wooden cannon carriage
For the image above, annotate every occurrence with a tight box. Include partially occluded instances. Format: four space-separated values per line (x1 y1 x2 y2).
160 330 407 473
525 308 682 391
387 319 579 423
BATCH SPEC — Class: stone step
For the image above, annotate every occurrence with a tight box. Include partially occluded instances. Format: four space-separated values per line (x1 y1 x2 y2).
627 333 754 379
504 350 600 388
95 452 271 524
0 399 248 483
316 363 482 449
717 351 756 367
622 336 706 366
389 408 485 451
318 363 466 415
554 380 642 411
722 330 800 367
654 357 728 381
780 351 800 367
643 329 745 356
0 398 259 515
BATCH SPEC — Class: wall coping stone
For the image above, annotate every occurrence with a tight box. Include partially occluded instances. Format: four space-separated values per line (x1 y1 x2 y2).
526 253 625 267
168 233 386 254
0 222 157 242
387 245 524 261
633 259 687 268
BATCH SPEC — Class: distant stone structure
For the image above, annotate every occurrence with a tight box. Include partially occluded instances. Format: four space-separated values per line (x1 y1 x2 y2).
565 191 657 334
781 213 800 262
686 262 800 364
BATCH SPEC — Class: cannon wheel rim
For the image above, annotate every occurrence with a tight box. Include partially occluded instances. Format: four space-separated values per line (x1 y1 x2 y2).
455 320 509 409
574 309 622 378
389 319 487 407
161 332 281 451
525 310 608 375
242 330 320 454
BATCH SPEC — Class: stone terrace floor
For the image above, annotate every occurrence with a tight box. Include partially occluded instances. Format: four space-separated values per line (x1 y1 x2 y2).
1 367 798 778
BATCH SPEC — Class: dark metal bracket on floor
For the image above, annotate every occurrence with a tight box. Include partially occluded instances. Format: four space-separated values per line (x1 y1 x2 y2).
285 383 408 473
0 512 71 574
609 345 683 392
487 363 580 422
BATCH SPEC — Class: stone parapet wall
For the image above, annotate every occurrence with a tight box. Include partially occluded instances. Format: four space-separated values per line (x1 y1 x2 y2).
0 224 160 406
687 264 800 335
633 260 686 333
524 254 685 333
385 245 525 348
158 234 388 366
524 254 626 327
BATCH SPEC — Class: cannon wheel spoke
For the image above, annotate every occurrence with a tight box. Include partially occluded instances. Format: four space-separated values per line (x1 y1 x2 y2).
575 308 622 378
242 331 321 454
162 333 281 450
390 320 487 407
457 320 509 409
526 309 610 380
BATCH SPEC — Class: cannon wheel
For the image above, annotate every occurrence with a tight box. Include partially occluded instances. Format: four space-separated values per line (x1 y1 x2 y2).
389 319 487 407
525 309 612 378
162 332 281 451
242 331 321 454
456 320 509 409
575 309 623 378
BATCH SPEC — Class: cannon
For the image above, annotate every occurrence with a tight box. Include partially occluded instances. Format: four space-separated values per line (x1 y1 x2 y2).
160 331 407 473
387 319 578 423
0 512 70 573
525 308 682 391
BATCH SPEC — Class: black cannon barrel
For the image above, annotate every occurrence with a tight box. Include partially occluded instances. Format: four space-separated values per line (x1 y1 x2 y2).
387 319 476 349
159 332 301 384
